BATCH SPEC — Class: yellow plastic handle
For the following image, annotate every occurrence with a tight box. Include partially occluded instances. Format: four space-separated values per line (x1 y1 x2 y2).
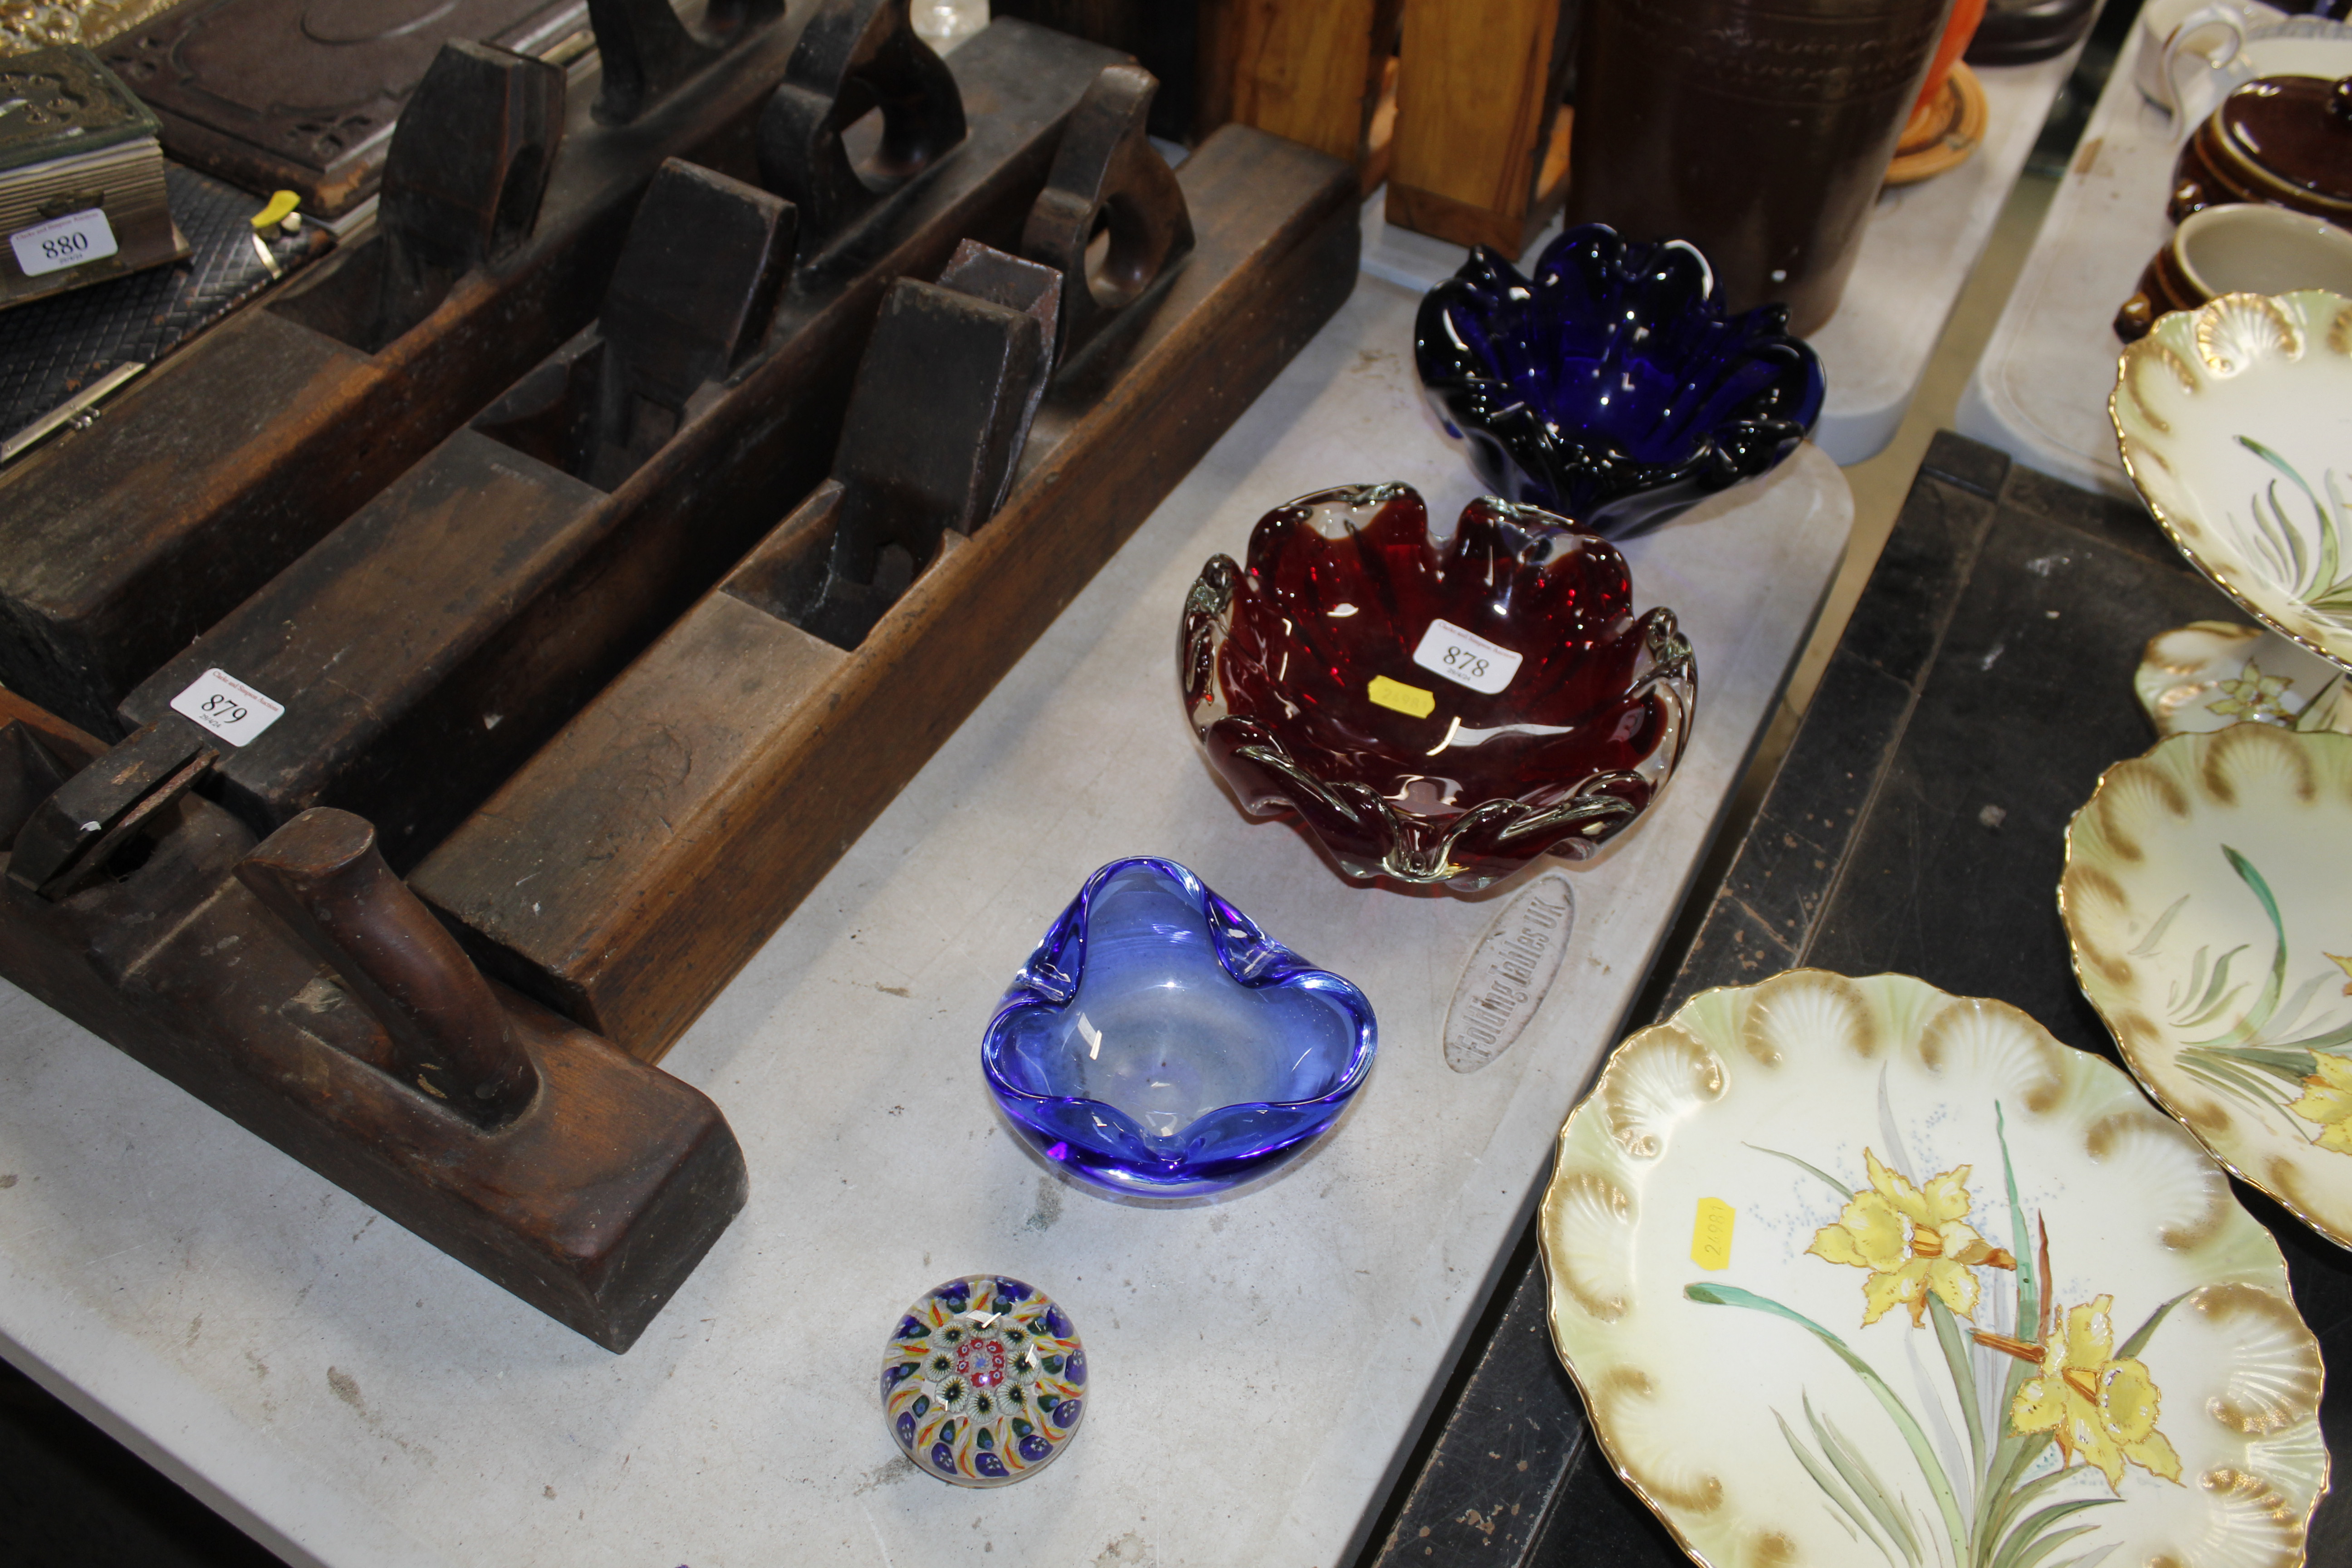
250 191 301 232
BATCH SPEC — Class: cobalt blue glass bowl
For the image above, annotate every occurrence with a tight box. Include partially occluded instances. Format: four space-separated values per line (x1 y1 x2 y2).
1414 224 1827 539
980 858 1377 1198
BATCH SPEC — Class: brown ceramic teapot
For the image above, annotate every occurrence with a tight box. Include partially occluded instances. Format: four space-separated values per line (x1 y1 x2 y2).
2169 73 2352 225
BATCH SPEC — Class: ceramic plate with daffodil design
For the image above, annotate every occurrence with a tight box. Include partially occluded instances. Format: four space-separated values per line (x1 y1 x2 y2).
2064 725 2352 1251
2136 621 2351 739
2112 289 2352 675
1542 970 2327 1568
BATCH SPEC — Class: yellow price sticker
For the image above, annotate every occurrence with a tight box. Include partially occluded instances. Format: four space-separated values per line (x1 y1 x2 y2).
1367 674 1435 718
1690 1196 1735 1270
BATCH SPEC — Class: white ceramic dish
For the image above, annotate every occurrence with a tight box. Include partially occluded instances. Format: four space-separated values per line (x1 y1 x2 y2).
2237 16 2352 78
2136 618 2351 735
2114 290 2352 675
1542 969 2327 1568
2064 725 2352 1251
2163 14 2352 127
2133 0 2285 110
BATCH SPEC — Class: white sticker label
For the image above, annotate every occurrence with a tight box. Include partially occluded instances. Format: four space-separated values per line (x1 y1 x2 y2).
10 208 118 279
170 668 284 747
1411 618 1523 696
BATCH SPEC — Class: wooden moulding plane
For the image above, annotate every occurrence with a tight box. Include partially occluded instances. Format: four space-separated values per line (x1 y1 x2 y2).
98 9 1121 872
0 0 801 737
105 0 834 216
0 690 745 1351
0 0 1105 742
0 52 1351 1346
409 83 1362 1063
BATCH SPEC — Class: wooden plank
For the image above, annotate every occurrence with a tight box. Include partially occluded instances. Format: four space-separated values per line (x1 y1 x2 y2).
1221 0 1376 163
1385 0 1573 257
425 573 855 1038
113 20 1123 871
1196 0 1398 185
411 120 1361 1061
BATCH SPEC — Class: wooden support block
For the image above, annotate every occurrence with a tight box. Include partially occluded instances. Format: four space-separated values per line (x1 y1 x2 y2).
410 116 1360 1062
765 262 1057 648
0 10 805 739
933 235 1068 475
6 719 218 902
369 38 568 333
1385 0 1576 258
1196 0 1401 190
758 0 967 247
1019 62 1191 357
113 18 1122 871
574 158 797 485
0 691 746 1353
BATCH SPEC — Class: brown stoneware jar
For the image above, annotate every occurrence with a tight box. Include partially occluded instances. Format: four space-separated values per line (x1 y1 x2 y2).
2169 74 2352 225
1565 0 1956 335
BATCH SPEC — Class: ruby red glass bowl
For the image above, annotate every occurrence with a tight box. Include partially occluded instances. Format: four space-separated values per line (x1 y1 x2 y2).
1179 483 1697 890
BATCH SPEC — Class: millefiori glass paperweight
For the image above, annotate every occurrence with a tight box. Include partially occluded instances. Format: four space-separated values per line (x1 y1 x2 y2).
1415 223 1824 538
981 858 1377 1198
1181 483 1697 890
882 1274 1085 1487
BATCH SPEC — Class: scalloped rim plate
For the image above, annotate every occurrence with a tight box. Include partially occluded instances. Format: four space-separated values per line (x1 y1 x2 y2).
2112 289 2352 676
2136 620 2352 737
1541 970 2327 1568
2063 725 2352 1251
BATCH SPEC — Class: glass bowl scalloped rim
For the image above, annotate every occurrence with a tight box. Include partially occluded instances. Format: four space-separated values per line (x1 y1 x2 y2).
979 856 1379 1199
1414 222 1826 539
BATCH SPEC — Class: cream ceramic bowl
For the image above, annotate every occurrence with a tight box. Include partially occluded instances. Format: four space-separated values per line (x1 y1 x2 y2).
2115 206 2352 339
2135 617 2350 735
2178 204 2352 301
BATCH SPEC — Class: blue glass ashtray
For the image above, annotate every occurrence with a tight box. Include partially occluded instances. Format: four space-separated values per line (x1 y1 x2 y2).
1414 224 1826 539
980 858 1377 1198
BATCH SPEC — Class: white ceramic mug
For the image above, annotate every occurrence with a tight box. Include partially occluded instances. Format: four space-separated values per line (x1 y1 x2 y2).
2162 12 2352 131
2160 5 2253 126
2136 0 2280 109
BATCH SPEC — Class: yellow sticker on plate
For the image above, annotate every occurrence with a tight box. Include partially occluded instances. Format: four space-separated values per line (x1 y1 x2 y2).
1690 1196 1735 1270
1367 674 1435 718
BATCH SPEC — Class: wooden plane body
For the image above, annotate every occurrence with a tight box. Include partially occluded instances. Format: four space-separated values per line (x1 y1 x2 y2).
414 118 1361 1059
